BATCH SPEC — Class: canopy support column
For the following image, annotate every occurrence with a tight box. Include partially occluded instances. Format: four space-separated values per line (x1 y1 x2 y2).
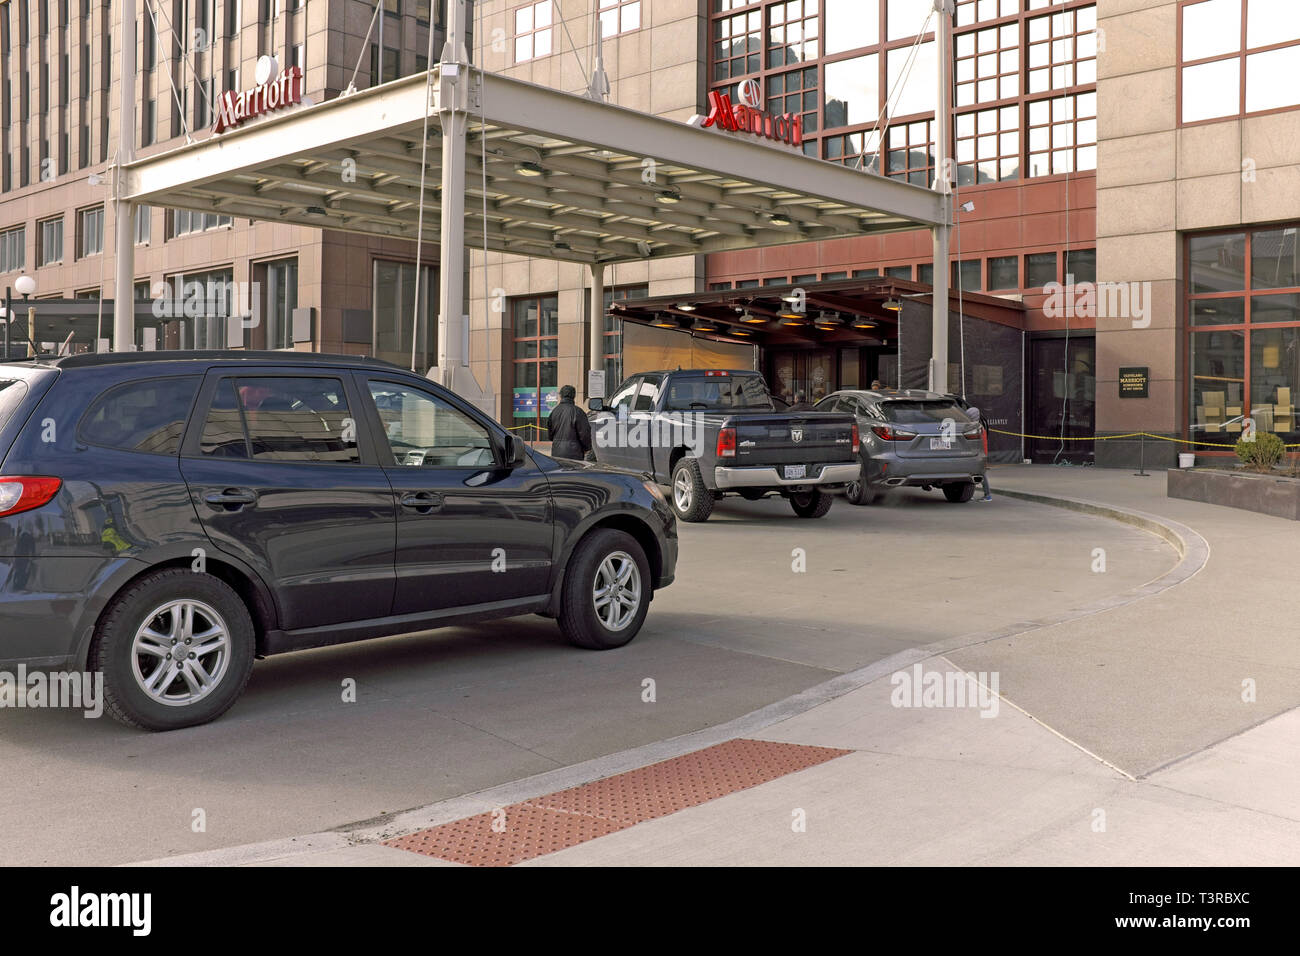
929 0 955 393
113 0 137 352
588 262 605 398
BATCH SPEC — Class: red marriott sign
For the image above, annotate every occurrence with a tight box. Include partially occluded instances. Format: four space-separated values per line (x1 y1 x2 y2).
699 90 803 148
213 66 305 133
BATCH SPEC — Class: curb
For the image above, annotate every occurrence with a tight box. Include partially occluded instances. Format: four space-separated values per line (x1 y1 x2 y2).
125 489 1210 866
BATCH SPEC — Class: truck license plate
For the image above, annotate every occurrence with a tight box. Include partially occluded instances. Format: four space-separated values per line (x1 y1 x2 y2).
784 464 807 480
929 437 953 450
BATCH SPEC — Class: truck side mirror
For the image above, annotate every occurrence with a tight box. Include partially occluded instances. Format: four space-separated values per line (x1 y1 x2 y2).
588 397 605 411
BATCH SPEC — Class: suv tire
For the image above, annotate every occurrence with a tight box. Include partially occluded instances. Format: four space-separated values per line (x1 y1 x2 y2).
670 458 714 522
558 529 651 650
790 489 833 518
943 482 975 503
90 569 256 731
843 462 876 506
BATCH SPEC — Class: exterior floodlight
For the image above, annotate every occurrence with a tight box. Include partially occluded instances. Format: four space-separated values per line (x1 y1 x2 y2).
960 200 975 213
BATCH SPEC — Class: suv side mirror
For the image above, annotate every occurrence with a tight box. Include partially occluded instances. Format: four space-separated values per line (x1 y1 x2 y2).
587 397 606 412
505 433 528 468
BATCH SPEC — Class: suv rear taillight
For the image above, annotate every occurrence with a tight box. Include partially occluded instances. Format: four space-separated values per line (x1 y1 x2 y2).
716 427 737 458
0 477 62 518
871 425 916 442
851 423 860 454
965 425 986 454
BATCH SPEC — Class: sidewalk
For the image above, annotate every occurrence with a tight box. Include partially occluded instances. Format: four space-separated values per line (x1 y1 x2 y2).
135 465 1300 866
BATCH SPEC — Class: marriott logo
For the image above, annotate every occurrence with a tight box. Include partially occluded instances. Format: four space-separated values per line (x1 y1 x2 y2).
697 90 804 148
213 65 305 133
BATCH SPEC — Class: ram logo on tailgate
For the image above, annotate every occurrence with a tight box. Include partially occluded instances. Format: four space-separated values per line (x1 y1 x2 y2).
791 427 803 443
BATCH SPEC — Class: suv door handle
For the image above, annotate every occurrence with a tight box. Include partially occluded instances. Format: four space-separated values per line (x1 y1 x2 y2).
400 491 443 513
204 488 257 510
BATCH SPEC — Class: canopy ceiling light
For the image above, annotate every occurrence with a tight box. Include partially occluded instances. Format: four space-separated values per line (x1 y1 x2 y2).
691 319 719 332
851 317 878 329
676 302 696 311
514 160 545 177
779 312 808 326
738 311 766 324
650 314 677 328
882 298 903 312
728 327 753 336
780 291 803 303
655 187 682 205
768 212 792 227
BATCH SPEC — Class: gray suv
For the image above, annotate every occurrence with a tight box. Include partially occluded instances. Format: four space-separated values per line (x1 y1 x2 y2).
0 352 676 731
814 389 987 504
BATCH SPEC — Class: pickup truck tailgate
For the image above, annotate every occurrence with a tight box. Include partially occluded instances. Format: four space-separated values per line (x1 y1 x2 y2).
729 413 857 464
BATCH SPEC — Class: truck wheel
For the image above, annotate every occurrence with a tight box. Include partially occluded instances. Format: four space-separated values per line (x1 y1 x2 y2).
89 568 256 731
943 482 975 503
790 490 833 518
670 458 714 522
558 529 651 650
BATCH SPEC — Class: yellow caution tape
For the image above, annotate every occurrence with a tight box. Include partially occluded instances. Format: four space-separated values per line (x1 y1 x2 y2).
987 428 1300 449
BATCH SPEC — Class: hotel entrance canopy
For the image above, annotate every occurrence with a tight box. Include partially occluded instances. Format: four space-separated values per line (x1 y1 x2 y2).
120 70 945 264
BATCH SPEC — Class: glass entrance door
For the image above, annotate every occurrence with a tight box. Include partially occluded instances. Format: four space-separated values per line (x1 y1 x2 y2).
1027 335 1095 463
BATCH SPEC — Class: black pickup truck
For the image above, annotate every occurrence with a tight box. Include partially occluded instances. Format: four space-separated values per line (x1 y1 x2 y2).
588 369 860 522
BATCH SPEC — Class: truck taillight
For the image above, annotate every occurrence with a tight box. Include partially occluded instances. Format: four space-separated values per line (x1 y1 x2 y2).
716 427 737 458
871 425 916 442
0 477 62 518
851 423 860 454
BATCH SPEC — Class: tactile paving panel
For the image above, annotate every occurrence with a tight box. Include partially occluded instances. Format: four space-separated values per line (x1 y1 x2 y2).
384 738 852 866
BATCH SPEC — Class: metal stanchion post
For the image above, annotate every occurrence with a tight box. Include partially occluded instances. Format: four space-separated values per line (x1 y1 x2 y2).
1134 432 1149 477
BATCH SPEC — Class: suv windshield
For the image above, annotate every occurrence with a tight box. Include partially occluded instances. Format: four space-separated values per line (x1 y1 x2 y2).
663 375 774 411
879 400 971 424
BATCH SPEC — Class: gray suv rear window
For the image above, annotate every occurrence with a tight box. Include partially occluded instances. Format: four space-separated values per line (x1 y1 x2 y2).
879 400 972 425
79 376 200 455
0 380 28 431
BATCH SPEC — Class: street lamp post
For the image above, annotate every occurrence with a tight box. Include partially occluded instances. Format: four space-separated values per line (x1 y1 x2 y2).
13 274 35 359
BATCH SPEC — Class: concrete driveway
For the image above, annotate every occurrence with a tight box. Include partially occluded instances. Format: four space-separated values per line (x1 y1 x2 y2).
0 488 1173 865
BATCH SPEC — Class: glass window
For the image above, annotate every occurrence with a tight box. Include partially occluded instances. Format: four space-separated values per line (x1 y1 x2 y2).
1249 326 1300 437
1180 0 1300 122
1065 248 1096 284
235 377 360 463
373 260 436 372
632 375 661 412
0 226 24 273
1025 252 1056 287
1190 232 1246 294
885 40 936 117
515 0 554 62
885 264 913 279
917 262 934 285
879 400 972 424
824 55 879 129
368 382 495 468
988 255 1018 289
1027 91 1096 176
38 216 62 266
512 295 559 438
953 259 982 291
956 105 1020 184
134 205 151 245
1252 228 1300 289
887 0 934 41
79 376 200 456
886 119 933 186
713 8 762 80
606 376 639 414
1190 329 1246 435
767 66 819 135
598 0 641 39
826 0 878 55
264 258 299 350
78 206 103 258
1190 297 1245 326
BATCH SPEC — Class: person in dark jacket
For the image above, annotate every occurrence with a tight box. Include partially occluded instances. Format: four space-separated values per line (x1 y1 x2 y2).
547 384 592 460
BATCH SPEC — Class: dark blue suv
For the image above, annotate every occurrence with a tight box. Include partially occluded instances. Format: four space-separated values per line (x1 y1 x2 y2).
0 352 676 730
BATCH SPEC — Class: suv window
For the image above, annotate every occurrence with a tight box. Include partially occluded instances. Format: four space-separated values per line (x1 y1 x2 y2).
368 381 496 468
879 400 971 425
79 376 199 456
0 380 28 432
197 376 360 463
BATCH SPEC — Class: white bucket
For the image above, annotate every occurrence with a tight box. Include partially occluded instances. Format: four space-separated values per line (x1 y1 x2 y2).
1178 452 1195 468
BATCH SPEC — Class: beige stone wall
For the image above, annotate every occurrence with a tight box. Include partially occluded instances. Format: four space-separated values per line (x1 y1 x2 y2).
467 0 702 423
1096 0 1300 438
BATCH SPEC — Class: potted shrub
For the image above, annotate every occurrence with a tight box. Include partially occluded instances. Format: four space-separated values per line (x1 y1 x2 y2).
1169 431 1300 519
